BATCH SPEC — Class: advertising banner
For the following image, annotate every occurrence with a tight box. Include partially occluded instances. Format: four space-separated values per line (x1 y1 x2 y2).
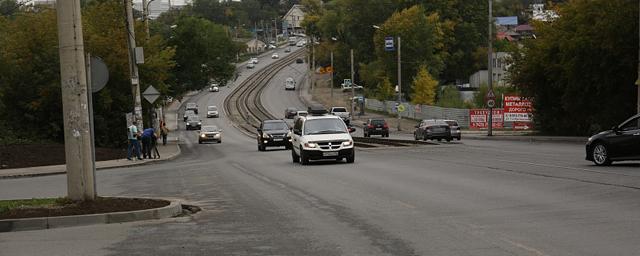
503 95 533 122
470 109 504 129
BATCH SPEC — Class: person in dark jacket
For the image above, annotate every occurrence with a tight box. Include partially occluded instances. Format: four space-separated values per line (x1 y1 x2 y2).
141 127 155 159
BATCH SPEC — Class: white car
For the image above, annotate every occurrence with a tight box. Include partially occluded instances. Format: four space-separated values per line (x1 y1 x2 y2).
268 44 277 49
249 57 259 64
246 62 255 69
272 53 279 59
206 106 219 118
209 84 219 92
290 106 356 165
284 77 295 90
296 41 305 47
199 125 222 144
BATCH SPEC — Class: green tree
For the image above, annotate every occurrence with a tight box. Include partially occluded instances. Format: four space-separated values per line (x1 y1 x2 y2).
509 0 638 135
436 85 465 108
376 77 395 101
410 65 438 105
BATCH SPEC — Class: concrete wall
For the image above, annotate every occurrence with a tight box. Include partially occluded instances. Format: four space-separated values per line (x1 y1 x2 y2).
365 99 471 128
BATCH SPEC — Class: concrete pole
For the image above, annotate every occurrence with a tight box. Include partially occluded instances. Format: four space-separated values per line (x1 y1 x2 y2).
125 0 143 131
330 51 334 106
488 0 494 136
143 0 153 41
56 0 95 201
351 49 355 121
397 36 402 131
311 38 315 90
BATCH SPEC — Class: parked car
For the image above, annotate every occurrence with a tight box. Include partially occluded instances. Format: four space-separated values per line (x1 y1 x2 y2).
183 110 196 122
284 107 298 119
413 119 452 142
272 53 279 59
206 106 219 118
363 118 389 137
586 114 640 166
296 58 304 64
444 119 461 140
198 125 222 144
257 120 292 151
284 77 295 90
209 84 219 92
185 116 202 130
246 62 255 69
186 102 198 114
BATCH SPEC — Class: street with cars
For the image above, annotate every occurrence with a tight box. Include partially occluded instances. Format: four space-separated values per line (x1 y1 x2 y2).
1 46 640 255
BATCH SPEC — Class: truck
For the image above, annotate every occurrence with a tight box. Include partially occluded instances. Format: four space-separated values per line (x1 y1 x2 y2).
330 107 351 125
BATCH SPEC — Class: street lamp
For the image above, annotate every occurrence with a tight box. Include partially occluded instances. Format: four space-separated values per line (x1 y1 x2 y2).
373 25 402 131
142 0 155 40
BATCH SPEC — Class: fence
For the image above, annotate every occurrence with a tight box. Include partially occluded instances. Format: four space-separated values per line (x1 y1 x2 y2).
365 99 471 128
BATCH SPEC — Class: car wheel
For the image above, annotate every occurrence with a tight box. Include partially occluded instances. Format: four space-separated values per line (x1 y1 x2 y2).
414 133 419 141
592 143 612 166
258 144 265 151
291 149 299 163
346 151 355 163
300 150 310 165
457 136 461 141
218 140 221 144
198 140 202 144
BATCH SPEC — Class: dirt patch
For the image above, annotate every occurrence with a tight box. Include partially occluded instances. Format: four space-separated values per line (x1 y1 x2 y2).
0 144 126 169
0 197 169 220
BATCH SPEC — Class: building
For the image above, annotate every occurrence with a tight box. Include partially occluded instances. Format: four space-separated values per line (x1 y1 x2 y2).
469 52 511 88
282 4 305 35
246 39 266 54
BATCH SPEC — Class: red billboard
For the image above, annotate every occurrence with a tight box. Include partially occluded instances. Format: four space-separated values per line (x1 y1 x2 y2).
469 109 504 129
503 95 533 122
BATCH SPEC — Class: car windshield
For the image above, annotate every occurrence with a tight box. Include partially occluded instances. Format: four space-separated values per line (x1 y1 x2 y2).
423 120 447 126
263 122 288 131
184 110 195 116
445 121 458 126
304 119 347 135
371 119 385 125
187 116 199 122
332 108 347 112
297 112 307 116
201 126 218 132
186 103 196 108
208 106 217 111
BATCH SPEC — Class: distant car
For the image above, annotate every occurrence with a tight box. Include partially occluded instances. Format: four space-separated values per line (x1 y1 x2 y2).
444 119 461 140
199 125 222 144
295 58 304 64
185 116 202 130
268 44 277 49
363 118 389 137
284 47 291 53
206 106 219 118
295 110 308 119
246 62 255 69
413 119 452 142
272 53 279 59
586 114 640 166
284 77 295 90
209 84 219 92
183 110 196 122
165 96 173 103
249 57 259 64
257 120 292 151
296 41 304 47
284 107 298 119
186 102 198 114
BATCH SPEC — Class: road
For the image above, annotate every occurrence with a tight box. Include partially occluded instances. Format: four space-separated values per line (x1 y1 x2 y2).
1 48 640 255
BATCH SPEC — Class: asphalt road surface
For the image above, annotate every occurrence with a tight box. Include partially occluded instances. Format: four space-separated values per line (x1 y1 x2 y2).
1 50 640 255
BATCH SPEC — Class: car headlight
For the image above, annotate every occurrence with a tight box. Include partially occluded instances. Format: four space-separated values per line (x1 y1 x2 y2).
342 140 353 147
214 134 220 138
304 142 317 148
262 133 272 138
198 122 202 125
200 134 206 138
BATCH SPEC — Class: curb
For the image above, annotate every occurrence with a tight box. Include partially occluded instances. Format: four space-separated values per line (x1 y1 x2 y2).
0 144 182 180
463 135 587 144
0 199 183 233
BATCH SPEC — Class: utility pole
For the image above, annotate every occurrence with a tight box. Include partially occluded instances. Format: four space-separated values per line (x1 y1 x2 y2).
487 0 494 136
397 36 402 131
637 0 640 114
351 49 355 120
330 51 334 106
56 0 96 201
311 37 315 90
143 0 154 41
126 0 143 131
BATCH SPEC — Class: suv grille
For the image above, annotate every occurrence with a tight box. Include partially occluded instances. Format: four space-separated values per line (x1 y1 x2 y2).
317 141 343 150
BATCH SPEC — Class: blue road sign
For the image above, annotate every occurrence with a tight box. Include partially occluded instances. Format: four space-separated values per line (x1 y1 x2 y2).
385 36 395 51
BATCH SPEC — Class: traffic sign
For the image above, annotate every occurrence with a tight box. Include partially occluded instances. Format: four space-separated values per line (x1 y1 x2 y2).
142 85 160 104
486 89 496 100
385 36 395 51
487 99 496 108
397 104 406 112
89 56 109 93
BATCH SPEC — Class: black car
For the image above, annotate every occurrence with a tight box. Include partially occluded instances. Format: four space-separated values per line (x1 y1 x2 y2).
295 58 304 64
413 119 452 142
284 107 298 119
185 116 201 130
586 114 640 166
257 120 292 151
363 118 389 137
186 102 198 114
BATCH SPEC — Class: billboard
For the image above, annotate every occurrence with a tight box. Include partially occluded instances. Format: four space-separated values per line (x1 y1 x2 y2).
470 109 504 129
503 94 533 123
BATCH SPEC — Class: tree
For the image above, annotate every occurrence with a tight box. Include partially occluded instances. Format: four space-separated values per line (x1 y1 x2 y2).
509 0 638 135
436 85 466 108
410 65 438 105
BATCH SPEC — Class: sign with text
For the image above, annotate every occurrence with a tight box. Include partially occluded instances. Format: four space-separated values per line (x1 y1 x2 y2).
503 95 533 122
385 36 395 51
469 109 504 129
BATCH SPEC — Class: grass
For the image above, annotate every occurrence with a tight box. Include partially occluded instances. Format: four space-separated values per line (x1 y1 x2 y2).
0 198 71 214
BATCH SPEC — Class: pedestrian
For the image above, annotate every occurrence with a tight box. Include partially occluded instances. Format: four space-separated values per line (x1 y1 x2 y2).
160 120 169 146
127 121 142 160
151 130 160 159
141 127 155 159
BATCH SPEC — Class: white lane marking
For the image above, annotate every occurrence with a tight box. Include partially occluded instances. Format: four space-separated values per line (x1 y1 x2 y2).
500 237 550 256
394 200 416 209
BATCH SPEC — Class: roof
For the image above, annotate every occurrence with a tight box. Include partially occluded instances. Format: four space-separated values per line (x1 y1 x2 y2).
496 32 515 42
303 114 342 121
495 16 518 26
515 24 534 31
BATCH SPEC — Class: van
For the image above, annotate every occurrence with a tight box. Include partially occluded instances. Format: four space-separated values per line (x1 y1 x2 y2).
285 77 296 90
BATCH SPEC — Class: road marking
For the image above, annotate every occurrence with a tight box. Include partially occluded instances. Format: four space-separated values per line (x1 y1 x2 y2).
394 200 416 209
495 159 640 178
500 237 550 256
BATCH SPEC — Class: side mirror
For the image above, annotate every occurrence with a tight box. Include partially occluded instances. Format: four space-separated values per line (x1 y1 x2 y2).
348 127 356 133
362 123 367 126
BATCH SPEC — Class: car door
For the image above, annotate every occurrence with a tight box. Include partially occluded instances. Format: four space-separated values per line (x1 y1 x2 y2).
611 116 640 159
291 119 303 154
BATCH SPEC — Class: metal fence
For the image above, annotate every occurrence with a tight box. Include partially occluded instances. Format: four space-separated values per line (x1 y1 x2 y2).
365 99 471 128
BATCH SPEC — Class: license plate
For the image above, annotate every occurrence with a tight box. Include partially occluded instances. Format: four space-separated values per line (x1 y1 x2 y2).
323 151 339 157
273 138 283 141
375 128 382 130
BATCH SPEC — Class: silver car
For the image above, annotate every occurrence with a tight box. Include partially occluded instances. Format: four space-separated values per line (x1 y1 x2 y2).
199 125 222 144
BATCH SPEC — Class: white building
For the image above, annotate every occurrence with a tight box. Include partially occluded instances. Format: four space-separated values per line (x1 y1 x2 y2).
246 39 266 54
469 52 511 88
282 4 305 35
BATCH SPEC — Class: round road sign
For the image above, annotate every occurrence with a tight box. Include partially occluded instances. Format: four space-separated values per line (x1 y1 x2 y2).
487 99 496 108
397 104 406 112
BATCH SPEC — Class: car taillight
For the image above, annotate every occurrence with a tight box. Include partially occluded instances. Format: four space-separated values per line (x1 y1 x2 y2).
368 124 374 128
383 123 388 128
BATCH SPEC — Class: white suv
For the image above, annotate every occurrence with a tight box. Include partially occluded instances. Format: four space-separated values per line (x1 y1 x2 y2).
290 107 356 165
